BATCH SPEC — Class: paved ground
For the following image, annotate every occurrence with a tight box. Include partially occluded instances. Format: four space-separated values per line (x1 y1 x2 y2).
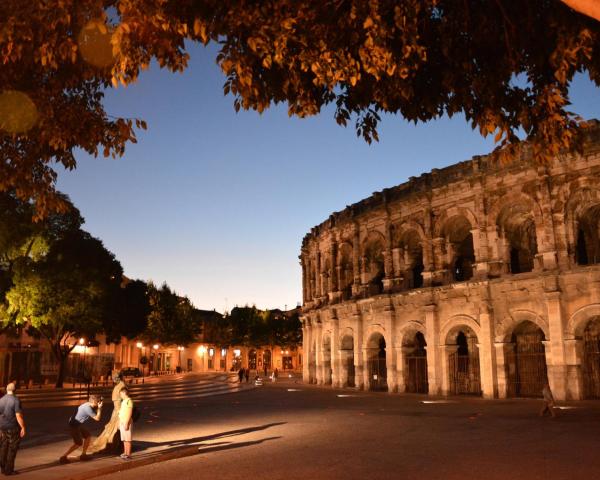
15 376 600 480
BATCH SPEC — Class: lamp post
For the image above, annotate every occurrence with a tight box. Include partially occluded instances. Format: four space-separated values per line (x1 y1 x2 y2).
153 344 159 374
136 342 145 384
177 346 184 373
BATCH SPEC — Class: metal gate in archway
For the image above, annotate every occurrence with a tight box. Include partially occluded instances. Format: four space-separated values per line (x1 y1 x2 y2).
405 354 428 394
449 353 481 395
346 356 355 387
368 353 387 391
506 334 548 398
583 333 600 399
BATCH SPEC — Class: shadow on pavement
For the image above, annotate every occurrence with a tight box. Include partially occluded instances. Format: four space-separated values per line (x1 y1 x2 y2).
17 422 286 475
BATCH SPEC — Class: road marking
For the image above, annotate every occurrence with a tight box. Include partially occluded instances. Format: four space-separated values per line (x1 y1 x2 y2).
287 389 302 392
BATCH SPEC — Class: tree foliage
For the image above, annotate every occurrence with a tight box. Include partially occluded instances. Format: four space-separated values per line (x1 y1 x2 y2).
5 231 123 387
143 282 201 346
1 1 599 216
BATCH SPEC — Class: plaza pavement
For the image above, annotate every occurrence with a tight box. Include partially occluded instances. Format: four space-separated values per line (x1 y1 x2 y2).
14 376 600 480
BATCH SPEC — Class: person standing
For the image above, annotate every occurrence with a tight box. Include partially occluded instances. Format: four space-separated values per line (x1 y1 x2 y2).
539 382 557 418
59 395 103 463
244 368 250 383
0 383 26 476
118 389 134 460
238 368 244 383
88 372 128 454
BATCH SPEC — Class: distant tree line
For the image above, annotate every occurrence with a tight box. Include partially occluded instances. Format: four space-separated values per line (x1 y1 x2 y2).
0 192 199 387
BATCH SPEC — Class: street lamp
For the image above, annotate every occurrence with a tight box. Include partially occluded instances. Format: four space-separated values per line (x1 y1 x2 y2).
177 346 184 372
136 342 145 384
153 344 159 373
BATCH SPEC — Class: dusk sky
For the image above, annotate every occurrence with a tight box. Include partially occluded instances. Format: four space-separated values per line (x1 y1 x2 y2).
56 43 600 312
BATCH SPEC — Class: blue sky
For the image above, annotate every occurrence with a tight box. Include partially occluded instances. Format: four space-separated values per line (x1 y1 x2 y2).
57 43 600 312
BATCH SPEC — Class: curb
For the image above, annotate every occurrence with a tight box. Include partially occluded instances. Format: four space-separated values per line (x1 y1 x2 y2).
57 444 202 480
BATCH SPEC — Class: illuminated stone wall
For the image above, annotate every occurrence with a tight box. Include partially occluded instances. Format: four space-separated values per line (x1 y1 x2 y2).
300 126 600 400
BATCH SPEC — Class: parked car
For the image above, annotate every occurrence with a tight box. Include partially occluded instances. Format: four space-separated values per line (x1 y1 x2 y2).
120 367 142 378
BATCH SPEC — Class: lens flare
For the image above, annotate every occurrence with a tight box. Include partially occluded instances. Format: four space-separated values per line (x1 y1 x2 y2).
78 20 115 68
0 90 38 134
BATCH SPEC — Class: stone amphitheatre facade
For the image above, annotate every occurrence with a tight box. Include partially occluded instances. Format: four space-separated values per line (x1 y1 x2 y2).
300 126 600 400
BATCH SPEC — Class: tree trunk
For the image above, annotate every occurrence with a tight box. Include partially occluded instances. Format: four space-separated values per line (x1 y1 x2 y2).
55 356 67 388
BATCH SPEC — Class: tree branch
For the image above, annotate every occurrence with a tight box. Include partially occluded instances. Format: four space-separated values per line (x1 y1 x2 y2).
561 0 600 21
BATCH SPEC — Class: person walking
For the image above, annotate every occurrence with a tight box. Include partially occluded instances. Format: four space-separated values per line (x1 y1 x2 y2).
263 365 268 378
244 368 250 383
118 389 134 460
238 368 244 383
59 395 103 463
0 383 26 476
539 382 557 418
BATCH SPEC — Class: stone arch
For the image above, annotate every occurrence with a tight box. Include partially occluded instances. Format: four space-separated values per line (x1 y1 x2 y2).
493 193 543 274
440 315 481 345
438 212 477 282
363 323 387 347
434 206 479 238
361 231 386 294
397 320 427 345
497 310 549 343
339 329 355 388
565 186 600 266
365 330 387 391
338 241 354 299
503 320 548 397
399 322 429 394
566 304 600 339
441 315 482 396
397 227 426 289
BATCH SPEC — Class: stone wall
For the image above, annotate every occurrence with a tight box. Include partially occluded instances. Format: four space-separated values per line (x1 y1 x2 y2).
300 127 600 400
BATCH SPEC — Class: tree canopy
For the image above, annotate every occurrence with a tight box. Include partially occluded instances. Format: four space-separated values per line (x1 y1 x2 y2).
5 230 123 387
1 1 599 216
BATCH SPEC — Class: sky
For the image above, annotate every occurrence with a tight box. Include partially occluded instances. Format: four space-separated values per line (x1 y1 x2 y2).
56 43 600 312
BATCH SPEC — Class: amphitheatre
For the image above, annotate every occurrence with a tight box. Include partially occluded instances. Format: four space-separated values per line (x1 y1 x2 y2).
300 124 600 400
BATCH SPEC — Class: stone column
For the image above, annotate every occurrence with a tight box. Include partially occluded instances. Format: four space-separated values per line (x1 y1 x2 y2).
353 312 364 390
432 237 446 285
352 229 361 291
315 322 324 385
478 304 497 398
440 345 458 395
382 307 397 393
362 346 372 391
494 342 509 399
564 338 584 400
424 305 441 395
331 316 341 387
471 228 489 280
302 321 310 383
396 345 407 393
552 212 570 270
545 291 567 400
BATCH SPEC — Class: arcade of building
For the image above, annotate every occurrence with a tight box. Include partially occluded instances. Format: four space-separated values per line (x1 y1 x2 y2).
300 127 600 400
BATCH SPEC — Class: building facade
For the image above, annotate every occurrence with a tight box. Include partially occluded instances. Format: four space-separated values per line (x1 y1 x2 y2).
300 126 600 400
0 330 302 387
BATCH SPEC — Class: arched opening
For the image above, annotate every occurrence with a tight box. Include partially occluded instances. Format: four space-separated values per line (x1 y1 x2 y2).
363 235 385 295
582 317 600 398
340 335 355 387
404 331 428 394
323 335 332 385
400 230 424 289
248 349 257 370
367 333 387 391
506 321 548 397
497 203 538 274
575 204 600 265
263 350 272 371
443 216 475 282
448 327 481 395
339 243 354 300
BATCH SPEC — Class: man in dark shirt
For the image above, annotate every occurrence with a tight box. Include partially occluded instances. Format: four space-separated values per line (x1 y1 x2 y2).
0 382 26 476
